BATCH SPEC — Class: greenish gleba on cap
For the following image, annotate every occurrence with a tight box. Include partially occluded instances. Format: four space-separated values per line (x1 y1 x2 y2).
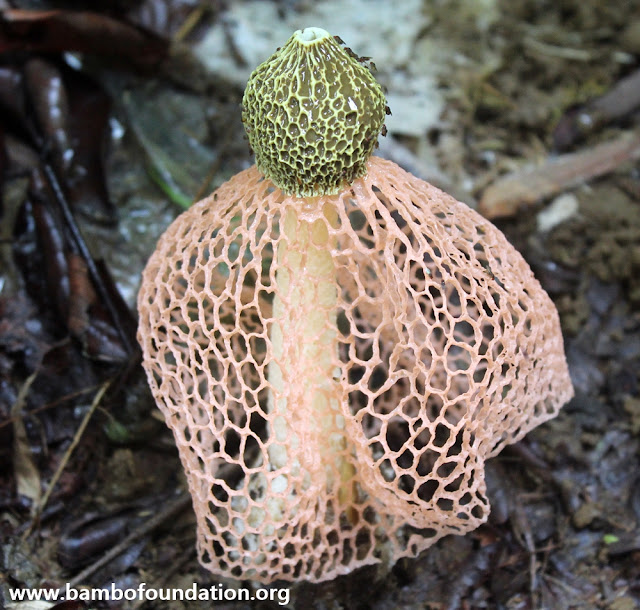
242 27 387 197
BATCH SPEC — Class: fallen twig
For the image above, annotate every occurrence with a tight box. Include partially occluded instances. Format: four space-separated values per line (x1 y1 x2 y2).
65 493 192 588
0 384 102 430
478 129 640 218
554 68 640 150
42 164 138 357
23 379 110 538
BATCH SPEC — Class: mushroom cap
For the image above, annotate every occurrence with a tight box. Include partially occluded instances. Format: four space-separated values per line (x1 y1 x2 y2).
137 156 573 583
242 27 386 197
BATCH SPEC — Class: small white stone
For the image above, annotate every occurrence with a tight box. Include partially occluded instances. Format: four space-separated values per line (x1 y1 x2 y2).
537 193 579 233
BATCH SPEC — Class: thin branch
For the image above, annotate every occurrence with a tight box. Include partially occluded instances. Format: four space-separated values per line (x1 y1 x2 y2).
65 493 193 589
42 163 136 355
23 379 111 539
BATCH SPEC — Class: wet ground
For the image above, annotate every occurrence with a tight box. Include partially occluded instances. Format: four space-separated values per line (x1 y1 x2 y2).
1 1 639 608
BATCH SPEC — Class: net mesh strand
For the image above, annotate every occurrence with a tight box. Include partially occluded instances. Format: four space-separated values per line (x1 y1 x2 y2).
137 156 573 583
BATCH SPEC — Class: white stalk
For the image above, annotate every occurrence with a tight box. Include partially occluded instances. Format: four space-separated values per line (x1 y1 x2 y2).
265 203 356 523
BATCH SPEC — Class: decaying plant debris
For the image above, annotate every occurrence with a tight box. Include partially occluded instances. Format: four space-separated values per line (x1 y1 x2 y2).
1 1 639 608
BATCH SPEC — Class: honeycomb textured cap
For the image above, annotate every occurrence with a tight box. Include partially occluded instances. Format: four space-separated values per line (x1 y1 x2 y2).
242 27 387 197
137 157 573 584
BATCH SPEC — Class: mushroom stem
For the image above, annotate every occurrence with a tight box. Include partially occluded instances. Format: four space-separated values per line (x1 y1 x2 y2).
266 203 356 518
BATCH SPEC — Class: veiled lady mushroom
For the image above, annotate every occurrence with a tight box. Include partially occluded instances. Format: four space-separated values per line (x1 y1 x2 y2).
137 27 573 584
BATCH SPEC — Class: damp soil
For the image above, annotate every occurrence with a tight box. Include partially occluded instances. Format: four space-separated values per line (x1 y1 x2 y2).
1 1 639 609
